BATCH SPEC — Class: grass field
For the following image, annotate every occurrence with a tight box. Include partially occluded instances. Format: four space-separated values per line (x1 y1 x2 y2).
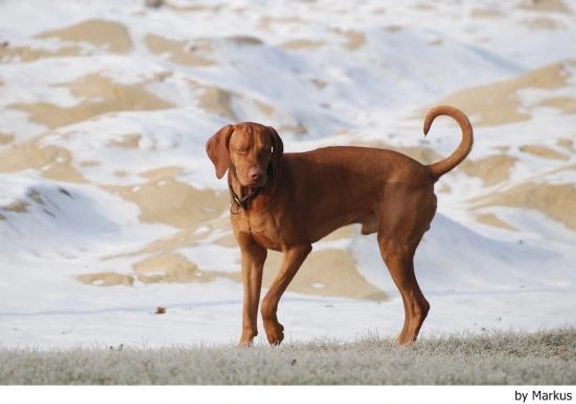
0 328 574 385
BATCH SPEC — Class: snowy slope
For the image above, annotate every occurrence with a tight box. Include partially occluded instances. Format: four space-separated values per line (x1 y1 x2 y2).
0 0 575 348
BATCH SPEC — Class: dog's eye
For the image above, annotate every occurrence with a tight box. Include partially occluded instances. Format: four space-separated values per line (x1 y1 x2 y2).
259 148 273 158
235 148 247 154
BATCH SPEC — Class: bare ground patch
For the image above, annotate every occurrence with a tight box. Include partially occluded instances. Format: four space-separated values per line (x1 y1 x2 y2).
518 0 569 13
0 141 86 183
145 34 215 67
437 61 576 126
0 42 81 63
212 224 386 300
35 19 133 53
473 182 576 230
104 178 227 229
460 154 516 186
262 249 387 301
10 73 173 130
0 133 15 145
133 253 216 284
77 272 135 287
475 213 517 231
519 144 570 160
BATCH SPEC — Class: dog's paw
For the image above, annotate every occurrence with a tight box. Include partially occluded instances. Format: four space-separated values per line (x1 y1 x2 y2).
238 328 258 347
237 339 254 348
264 321 284 345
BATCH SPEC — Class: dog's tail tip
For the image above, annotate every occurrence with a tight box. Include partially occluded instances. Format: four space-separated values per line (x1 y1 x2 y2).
424 105 474 179
423 123 431 137
423 105 452 137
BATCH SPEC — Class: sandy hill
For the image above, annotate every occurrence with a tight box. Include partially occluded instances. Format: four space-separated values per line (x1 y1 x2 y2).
0 0 574 347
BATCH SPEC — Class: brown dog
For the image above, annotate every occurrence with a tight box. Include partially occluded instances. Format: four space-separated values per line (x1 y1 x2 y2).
206 105 473 346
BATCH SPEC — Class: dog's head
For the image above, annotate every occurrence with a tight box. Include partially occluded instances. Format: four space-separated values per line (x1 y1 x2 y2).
206 122 283 188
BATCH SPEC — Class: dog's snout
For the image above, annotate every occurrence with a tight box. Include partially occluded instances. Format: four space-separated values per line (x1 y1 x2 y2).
249 167 263 181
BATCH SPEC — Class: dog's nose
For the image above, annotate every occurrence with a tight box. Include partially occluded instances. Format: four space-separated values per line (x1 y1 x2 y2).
249 168 263 181
250 167 262 180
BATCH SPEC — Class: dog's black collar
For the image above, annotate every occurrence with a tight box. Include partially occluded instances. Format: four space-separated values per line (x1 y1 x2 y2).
229 184 262 214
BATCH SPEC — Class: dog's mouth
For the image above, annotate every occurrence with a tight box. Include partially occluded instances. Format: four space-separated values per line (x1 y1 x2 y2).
234 176 265 189
244 176 266 188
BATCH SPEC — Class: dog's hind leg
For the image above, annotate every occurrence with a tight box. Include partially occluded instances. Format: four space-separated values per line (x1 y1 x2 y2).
378 236 430 345
376 189 435 345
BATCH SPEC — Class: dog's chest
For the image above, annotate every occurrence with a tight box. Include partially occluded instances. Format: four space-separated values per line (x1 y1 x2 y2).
235 211 283 251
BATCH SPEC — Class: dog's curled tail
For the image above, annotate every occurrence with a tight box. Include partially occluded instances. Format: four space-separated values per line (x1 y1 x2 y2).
423 105 473 180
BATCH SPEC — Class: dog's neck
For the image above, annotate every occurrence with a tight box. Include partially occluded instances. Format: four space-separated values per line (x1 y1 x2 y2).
228 182 262 214
227 168 263 214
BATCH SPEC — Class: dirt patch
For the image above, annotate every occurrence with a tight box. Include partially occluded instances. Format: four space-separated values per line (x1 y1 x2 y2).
473 182 576 230
10 74 173 129
557 138 574 151
87 239 387 300
104 177 228 229
280 39 326 50
384 25 404 33
133 253 216 284
260 249 387 301
218 247 386 300
0 188 53 215
77 272 135 287
108 134 142 149
470 8 502 18
278 122 307 136
165 2 223 13
523 17 568 30
411 3 436 12
519 145 569 160
255 99 277 116
214 232 239 248
518 0 569 13
190 77 280 120
0 43 81 63
460 154 517 186
215 223 387 300
538 96 576 113
0 133 14 145
106 218 385 300
258 15 306 31
102 212 231 262
475 213 517 231
80 252 221 287
145 34 215 66
35 19 133 53
189 80 237 120
1 200 30 214
0 141 86 183
139 166 183 181
334 29 366 50
228 36 264 46
438 61 575 126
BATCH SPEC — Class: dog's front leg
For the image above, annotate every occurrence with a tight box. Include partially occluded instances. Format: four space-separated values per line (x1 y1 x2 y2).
238 241 267 347
261 244 312 345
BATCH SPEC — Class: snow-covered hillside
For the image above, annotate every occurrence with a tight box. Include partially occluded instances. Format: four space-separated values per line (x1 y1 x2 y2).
0 0 575 348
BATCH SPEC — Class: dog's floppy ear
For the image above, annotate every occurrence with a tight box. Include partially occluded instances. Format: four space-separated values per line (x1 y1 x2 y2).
266 126 283 176
206 124 234 179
